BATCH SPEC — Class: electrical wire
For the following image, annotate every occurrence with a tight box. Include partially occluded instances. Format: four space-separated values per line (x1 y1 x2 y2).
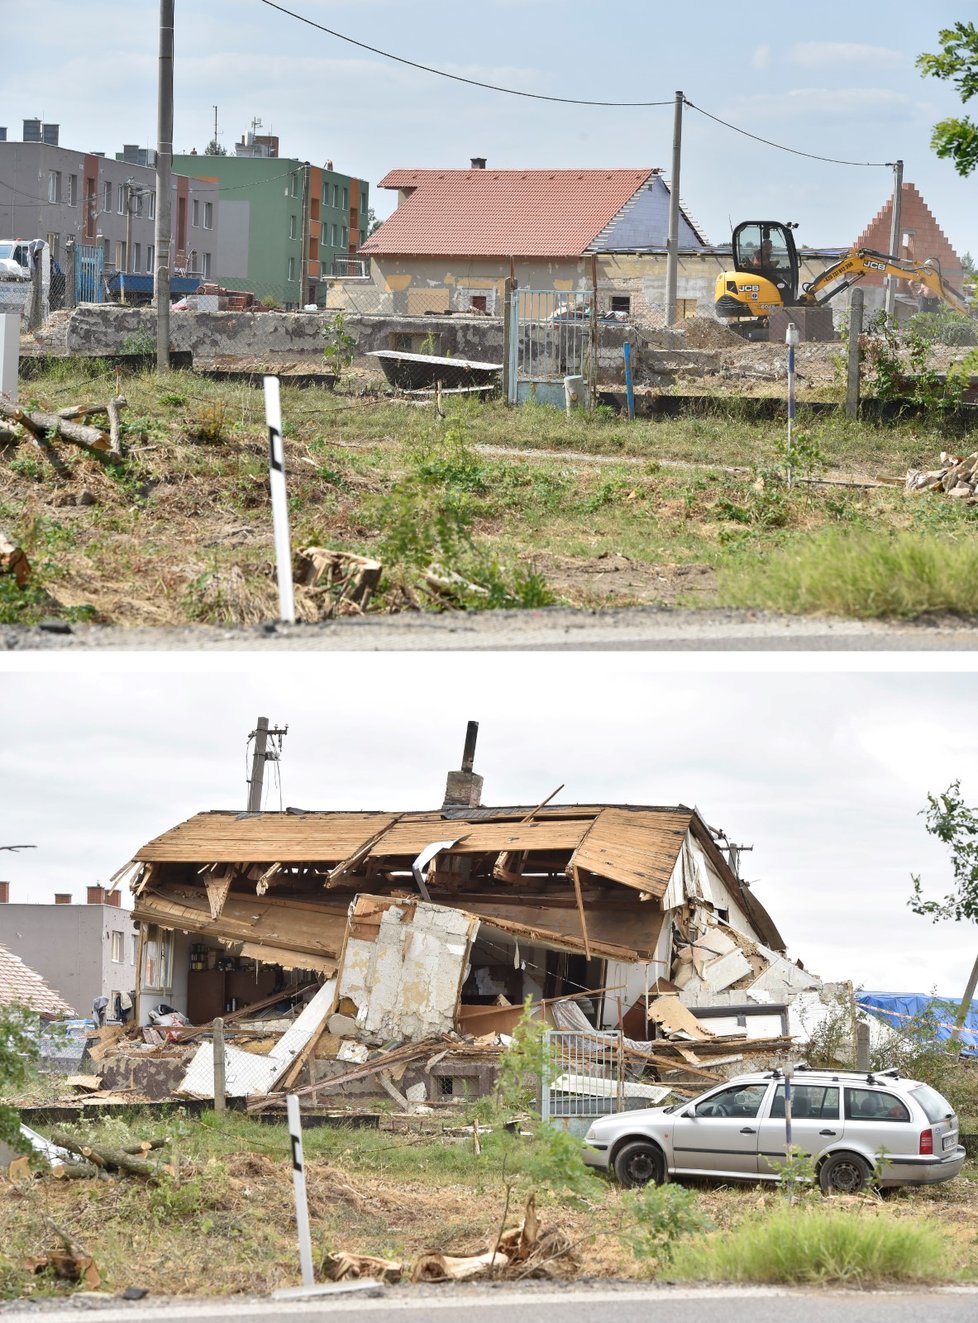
683 97 891 167
258 0 672 107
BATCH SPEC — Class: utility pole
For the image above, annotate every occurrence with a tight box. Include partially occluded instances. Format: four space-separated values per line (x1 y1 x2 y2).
884 158 903 320
154 0 174 371
664 90 684 328
246 716 288 812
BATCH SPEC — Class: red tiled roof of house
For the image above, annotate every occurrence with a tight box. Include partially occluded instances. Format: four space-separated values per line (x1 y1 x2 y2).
0 942 74 1016
363 168 656 258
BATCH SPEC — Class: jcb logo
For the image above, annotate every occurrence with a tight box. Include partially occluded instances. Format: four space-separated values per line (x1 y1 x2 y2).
740 283 760 293
863 259 887 272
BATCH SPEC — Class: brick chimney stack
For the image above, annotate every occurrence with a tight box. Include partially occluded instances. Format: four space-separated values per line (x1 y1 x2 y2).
87 885 106 904
54 893 72 904
442 720 484 810
0 881 9 903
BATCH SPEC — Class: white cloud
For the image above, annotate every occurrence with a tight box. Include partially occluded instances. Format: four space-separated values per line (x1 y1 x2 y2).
752 45 772 71
789 42 905 69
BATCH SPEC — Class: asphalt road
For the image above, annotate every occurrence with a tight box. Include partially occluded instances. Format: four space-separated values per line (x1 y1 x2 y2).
7 1283 978 1323
5 608 978 651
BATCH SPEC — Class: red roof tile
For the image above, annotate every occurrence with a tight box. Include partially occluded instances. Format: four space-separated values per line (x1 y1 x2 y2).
363 168 656 258
0 942 74 1016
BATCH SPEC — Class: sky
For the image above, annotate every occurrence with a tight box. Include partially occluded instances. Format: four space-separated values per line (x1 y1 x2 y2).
2 1 976 256
1 657 977 1005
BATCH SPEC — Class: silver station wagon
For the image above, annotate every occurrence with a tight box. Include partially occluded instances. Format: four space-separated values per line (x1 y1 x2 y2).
582 1066 966 1194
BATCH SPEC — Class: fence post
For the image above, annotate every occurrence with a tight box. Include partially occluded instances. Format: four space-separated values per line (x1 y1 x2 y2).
212 1016 226 1112
504 278 519 406
588 256 598 410
846 288 864 421
856 1019 871 1071
64 240 76 310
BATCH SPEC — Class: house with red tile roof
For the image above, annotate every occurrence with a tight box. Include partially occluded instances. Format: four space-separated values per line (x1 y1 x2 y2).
0 942 75 1017
351 165 709 319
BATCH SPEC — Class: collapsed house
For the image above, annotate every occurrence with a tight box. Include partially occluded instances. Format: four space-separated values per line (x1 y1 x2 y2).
94 729 847 1110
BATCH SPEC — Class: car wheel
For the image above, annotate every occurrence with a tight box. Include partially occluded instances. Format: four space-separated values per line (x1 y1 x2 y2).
613 1140 665 1188
818 1152 872 1196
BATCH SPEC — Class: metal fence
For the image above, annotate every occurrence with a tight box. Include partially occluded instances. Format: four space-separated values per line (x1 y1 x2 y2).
74 243 104 304
541 1029 673 1135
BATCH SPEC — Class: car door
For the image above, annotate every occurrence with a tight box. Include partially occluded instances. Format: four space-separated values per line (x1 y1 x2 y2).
670 1082 770 1177
756 1082 841 1176
842 1086 916 1171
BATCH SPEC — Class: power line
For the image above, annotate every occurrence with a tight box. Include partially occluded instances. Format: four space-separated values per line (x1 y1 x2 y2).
684 98 891 168
258 0 672 107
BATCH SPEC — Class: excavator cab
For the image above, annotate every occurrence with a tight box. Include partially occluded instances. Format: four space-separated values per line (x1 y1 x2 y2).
715 221 801 331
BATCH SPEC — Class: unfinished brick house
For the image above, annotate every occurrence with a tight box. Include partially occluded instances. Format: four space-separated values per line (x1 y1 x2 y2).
852 181 966 316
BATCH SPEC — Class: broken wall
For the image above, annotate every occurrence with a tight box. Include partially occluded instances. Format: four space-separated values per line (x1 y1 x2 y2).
337 896 479 1045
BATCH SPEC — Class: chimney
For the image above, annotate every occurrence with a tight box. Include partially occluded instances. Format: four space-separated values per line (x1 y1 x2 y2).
0 128 7 143
23 118 42 143
54 893 72 904
42 123 59 146
442 720 484 809
106 890 121 908
87 885 106 905
0 881 9 903
470 157 486 170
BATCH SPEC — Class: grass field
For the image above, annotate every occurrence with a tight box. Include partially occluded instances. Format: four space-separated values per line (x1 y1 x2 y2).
1 1108 975 1298
2 359 977 626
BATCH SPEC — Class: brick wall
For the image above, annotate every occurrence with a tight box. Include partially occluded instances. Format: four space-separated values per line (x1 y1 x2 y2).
854 182 964 290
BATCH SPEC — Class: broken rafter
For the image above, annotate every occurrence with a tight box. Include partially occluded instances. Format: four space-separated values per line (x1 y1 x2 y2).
325 818 403 889
248 1037 444 1110
492 784 564 884
256 862 282 896
570 865 592 960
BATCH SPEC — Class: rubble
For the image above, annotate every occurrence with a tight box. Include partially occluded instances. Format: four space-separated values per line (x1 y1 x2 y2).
906 450 978 501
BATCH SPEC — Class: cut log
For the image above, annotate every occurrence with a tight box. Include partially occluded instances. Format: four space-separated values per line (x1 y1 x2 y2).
294 546 382 611
48 1130 159 1178
0 399 110 452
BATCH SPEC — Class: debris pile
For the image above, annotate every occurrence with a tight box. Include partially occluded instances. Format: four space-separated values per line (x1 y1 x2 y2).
906 450 978 501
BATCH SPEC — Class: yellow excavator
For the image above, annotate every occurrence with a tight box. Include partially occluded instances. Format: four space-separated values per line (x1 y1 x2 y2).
714 221 971 335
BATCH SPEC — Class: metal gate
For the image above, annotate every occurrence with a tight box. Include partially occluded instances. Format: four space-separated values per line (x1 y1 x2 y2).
507 288 591 406
75 242 104 304
541 1030 672 1135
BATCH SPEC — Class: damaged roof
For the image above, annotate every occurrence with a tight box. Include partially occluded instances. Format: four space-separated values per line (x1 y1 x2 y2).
362 169 659 259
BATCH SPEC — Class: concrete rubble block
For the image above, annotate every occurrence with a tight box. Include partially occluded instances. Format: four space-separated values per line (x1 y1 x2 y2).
701 948 753 993
768 307 836 344
327 1013 360 1038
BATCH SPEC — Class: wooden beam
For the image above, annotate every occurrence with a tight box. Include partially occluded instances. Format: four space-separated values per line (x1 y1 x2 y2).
492 784 564 883
570 865 592 960
325 819 402 888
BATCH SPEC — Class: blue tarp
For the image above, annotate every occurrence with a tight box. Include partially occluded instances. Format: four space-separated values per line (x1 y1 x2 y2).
857 991 978 1056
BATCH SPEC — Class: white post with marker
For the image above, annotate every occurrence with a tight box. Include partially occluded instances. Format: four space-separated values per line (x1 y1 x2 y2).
286 1093 315 1287
785 322 799 489
263 375 296 624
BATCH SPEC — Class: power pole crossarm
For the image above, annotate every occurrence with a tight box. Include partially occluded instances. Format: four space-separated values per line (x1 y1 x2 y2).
246 716 288 812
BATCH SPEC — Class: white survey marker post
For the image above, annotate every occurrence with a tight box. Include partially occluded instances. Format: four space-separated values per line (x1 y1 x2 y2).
263 375 296 624
286 1093 315 1287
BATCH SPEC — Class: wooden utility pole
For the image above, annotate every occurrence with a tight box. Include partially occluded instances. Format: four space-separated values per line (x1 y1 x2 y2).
846 288 864 420
664 90 684 328
246 716 288 812
154 0 174 370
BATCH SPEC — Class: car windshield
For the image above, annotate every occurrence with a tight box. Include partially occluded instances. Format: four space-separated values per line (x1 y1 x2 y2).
0 243 14 259
911 1084 954 1123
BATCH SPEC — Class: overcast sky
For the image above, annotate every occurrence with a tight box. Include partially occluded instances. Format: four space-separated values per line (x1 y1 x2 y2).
1 657 976 1005
2 1 975 257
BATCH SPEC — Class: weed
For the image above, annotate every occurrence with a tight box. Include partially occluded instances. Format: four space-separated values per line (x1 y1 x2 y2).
323 313 357 376
187 400 229 443
120 330 156 356
619 1183 711 1272
670 1206 953 1285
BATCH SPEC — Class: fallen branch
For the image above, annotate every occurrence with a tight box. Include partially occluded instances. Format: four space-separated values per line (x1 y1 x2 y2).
48 1130 161 1179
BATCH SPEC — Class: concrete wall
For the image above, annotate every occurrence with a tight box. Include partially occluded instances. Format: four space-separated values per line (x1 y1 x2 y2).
1 902 137 1016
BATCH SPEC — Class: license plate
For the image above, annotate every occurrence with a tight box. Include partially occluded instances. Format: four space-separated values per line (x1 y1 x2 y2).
943 1133 957 1150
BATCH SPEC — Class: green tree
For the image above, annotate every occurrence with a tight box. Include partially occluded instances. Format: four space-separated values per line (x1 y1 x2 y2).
0 1003 41 1148
204 139 228 157
910 780 978 1030
917 22 978 176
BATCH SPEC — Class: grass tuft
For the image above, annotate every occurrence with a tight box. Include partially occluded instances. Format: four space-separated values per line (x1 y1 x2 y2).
721 529 978 619
670 1206 954 1285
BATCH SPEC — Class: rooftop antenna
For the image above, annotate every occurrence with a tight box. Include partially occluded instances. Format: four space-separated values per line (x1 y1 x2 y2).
212 104 219 150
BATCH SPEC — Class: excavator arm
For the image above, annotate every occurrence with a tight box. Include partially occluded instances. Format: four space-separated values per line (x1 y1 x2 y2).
801 248 971 315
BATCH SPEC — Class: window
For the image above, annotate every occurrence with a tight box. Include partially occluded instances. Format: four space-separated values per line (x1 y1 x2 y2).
143 924 173 990
111 931 124 963
67 174 77 206
341 225 348 248
102 237 111 266
290 172 299 196
131 934 139 964
117 186 125 215
287 256 296 281
342 185 348 210
192 197 199 227
321 182 328 207
115 241 126 272
332 183 339 207
770 1084 839 1120
47 170 61 203
148 190 156 219
204 201 213 230
201 251 211 278
46 232 60 261
103 180 113 213
188 249 198 274
611 295 631 314
133 192 143 217
289 214 297 240
133 242 141 272
146 243 155 273
332 223 339 246
693 1083 768 1119
845 1088 910 1123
